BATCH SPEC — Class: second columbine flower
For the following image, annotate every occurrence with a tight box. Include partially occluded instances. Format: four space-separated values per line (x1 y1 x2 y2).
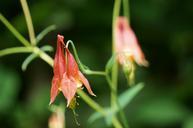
114 17 148 84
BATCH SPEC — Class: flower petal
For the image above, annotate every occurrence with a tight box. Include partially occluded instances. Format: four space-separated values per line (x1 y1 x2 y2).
61 73 77 107
124 27 148 66
53 35 66 79
78 71 96 96
115 17 148 67
66 49 79 77
50 77 59 105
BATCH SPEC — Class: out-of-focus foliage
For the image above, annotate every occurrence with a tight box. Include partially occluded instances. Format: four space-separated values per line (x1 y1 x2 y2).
0 0 193 128
0 65 20 112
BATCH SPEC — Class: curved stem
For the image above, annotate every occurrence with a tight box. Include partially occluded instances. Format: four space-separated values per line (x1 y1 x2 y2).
20 0 36 45
66 40 84 70
0 14 30 46
66 40 106 76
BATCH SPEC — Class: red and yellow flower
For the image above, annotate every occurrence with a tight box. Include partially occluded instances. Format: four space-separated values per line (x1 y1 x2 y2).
50 35 95 106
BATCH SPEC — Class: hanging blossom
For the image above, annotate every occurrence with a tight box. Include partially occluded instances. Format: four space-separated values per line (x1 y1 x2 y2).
114 17 148 84
50 35 95 106
114 16 148 67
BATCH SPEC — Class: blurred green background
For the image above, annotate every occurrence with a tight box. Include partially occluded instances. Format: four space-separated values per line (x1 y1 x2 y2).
1 0 193 128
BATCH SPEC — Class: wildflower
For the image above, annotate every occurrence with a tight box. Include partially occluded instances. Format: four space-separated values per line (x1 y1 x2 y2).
50 34 95 106
114 17 148 84
114 16 148 67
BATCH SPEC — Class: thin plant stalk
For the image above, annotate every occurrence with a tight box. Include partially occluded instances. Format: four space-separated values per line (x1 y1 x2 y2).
0 14 30 46
111 1 121 123
20 0 36 45
111 0 121 109
0 47 34 57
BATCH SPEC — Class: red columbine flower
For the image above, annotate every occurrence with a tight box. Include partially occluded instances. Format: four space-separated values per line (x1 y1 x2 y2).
114 16 148 67
50 34 95 106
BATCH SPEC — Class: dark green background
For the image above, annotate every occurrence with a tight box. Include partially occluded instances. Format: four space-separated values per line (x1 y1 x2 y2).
0 0 193 128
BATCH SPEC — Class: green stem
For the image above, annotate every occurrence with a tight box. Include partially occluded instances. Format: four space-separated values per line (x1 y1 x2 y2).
0 14 30 46
121 0 131 126
123 0 130 24
0 47 34 57
111 0 121 111
111 0 124 127
20 0 36 45
112 117 123 128
0 46 53 67
106 69 129 128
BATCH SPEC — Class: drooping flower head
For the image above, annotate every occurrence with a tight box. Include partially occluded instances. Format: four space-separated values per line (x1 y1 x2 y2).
114 17 148 84
114 16 148 67
50 34 95 107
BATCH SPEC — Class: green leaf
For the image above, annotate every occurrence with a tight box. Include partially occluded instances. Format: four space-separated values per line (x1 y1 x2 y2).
88 83 144 124
118 83 144 109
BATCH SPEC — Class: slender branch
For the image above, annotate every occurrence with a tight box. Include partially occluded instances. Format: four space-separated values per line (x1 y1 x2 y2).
36 25 56 44
20 0 36 45
0 47 34 57
0 14 30 46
